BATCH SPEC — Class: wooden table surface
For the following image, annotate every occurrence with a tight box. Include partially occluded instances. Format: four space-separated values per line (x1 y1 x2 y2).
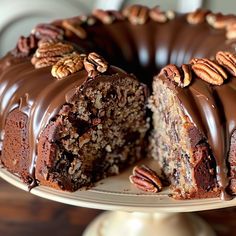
0 178 236 236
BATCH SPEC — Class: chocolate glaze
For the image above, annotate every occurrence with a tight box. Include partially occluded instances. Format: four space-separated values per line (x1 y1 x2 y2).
81 15 236 199
0 56 87 183
89 14 236 199
1 12 236 197
0 50 128 186
82 15 232 75
177 78 236 200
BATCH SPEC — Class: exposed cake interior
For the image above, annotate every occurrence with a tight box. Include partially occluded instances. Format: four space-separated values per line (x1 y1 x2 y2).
149 77 219 198
36 74 148 190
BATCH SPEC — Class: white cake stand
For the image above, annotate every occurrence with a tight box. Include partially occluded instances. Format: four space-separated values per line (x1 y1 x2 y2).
1 159 236 236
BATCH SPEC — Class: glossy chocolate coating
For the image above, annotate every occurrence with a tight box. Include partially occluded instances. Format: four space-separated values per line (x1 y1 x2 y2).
0 52 127 185
0 56 88 180
177 77 236 199
82 15 232 79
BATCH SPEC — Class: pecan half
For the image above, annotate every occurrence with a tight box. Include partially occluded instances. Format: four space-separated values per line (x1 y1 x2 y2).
83 58 99 78
93 9 125 24
31 56 62 69
31 41 74 68
191 58 227 85
216 51 236 76
37 37 59 48
161 64 180 82
51 53 85 79
206 13 236 29
108 10 125 21
149 6 174 23
187 9 210 24
129 165 162 193
226 22 236 39
92 9 114 24
79 15 97 26
79 132 91 148
122 5 149 25
62 18 87 39
88 52 108 73
181 64 192 87
160 64 192 88
166 10 175 20
32 23 64 40
122 5 133 17
68 159 82 175
84 52 108 77
35 41 73 58
12 34 38 57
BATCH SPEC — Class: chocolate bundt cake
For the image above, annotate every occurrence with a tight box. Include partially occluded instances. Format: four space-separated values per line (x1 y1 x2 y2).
1 5 236 199
0 48 148 191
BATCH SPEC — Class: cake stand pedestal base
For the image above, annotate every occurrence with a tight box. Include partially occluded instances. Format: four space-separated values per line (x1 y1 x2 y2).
83 211 216 236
